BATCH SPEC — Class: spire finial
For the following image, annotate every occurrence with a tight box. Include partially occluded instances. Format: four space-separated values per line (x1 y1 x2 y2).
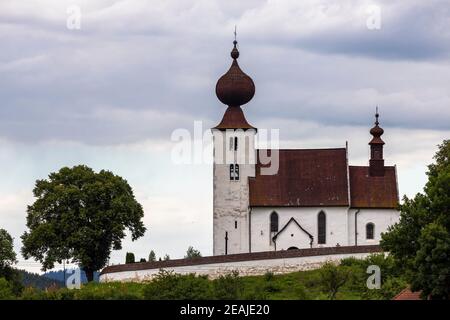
375 106 379 125
231 26 239 60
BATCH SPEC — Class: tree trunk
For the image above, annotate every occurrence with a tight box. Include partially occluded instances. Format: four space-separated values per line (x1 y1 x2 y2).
84 268 94 282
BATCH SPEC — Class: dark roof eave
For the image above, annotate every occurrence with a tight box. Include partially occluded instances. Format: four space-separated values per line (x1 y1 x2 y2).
250 204 350 208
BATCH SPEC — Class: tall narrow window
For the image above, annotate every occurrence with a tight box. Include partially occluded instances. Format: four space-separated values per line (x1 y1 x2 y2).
234 137 238 151
234 221 238 229
229 137 234 151
229 164 235 180
234 164 239 180
318 211 326 244
270 211 279 232
366 223 375 240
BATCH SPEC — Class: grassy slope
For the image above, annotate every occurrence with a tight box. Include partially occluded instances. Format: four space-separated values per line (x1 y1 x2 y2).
10 254 408 300
21 269 403 300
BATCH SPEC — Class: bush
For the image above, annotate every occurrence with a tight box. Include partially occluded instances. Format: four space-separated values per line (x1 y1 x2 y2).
241 282 268 300
143 270 212 300
0 278 15 300
340 254 407 299
212 271 242 300
73 282 142 300
263 271 274 282
20 286 48 300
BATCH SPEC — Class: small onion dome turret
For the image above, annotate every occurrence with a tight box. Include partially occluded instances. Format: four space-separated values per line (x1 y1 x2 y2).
215 40 255 107
369 110 385 145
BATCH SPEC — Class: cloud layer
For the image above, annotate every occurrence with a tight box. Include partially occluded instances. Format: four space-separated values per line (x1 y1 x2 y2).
1 0 449 268
1 0 449 144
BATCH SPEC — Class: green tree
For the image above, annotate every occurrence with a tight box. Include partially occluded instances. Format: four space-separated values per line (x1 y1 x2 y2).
0 229 17 268
0 278 15 300
381 140 450 299
0 229 22 296
148 250 156 262
184 246 202 259
125 252 135 264
21 165 146 282
318 262 350 300
163 254 170 261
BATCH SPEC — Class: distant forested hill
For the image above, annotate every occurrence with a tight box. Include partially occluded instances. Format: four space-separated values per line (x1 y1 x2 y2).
44 269 100 283
17 269 64 290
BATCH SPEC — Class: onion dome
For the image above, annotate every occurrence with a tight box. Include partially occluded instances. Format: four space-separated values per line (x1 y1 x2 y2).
369 109 385 145
215 40 255 107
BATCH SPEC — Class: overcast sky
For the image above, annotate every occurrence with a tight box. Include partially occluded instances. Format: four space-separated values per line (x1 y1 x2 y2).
1 0 449 273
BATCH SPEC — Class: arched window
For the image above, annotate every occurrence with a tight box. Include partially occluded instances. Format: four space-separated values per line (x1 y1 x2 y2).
229 164 235 180
318 211 326 244
270 212 279 232
366 223 375 240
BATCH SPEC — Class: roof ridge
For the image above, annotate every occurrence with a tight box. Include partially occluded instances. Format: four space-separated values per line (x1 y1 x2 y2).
349 165 396 168
256 147 346 151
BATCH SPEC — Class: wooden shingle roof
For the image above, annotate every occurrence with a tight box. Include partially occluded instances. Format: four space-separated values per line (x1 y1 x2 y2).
249 149 399 209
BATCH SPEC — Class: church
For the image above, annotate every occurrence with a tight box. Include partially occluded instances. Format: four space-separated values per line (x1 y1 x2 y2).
99 39 402 281
212 40 400 256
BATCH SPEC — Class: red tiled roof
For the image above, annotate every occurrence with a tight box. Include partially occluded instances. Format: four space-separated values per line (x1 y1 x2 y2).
349 166 399 208
249 149 350 207
393 288 422 300
248 150 399 208
213 106 256 130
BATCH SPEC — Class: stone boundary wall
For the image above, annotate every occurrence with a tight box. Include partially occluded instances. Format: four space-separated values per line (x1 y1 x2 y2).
100 245 381 282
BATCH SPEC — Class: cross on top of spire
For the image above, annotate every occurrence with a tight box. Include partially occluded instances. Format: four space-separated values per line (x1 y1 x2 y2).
375 106 380 125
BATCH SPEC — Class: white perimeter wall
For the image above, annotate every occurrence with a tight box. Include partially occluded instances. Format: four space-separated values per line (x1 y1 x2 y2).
100 252 372 283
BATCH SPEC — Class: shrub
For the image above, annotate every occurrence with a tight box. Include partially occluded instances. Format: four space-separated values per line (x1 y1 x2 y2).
241 283 268 300
263 271 274 282
20 286 48 300
340 257 364 268
143 270 212 300
74 282 142 300
212 271 242 300
0 278 15 300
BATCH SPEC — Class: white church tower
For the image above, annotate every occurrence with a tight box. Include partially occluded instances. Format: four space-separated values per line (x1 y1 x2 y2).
212 40 256 255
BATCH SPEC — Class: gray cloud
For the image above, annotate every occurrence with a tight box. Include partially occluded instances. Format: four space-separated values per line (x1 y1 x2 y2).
0 0 449 145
